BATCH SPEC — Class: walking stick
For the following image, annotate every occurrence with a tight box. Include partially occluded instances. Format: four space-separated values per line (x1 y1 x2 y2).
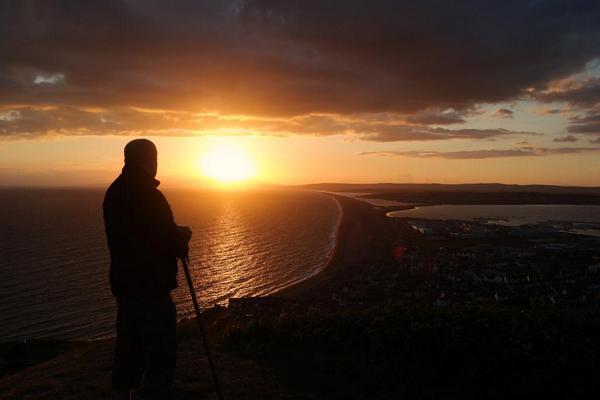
181 257 225 400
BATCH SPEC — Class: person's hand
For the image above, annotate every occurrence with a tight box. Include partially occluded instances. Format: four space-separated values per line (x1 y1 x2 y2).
177 225 192 242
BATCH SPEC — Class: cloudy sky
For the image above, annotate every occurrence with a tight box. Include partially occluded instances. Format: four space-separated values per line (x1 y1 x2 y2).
1 0 600 186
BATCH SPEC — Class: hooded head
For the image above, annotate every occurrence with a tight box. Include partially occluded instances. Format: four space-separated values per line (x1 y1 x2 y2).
124 138 158 178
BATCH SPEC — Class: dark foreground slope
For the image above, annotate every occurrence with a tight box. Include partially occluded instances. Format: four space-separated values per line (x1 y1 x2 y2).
0 316 298 400
225 305 600 399
3 305 600 400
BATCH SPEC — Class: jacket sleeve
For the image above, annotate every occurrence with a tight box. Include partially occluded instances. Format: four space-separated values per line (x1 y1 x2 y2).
130 189 189 258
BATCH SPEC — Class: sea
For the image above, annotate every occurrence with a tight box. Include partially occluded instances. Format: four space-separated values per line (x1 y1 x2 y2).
0 188 341 341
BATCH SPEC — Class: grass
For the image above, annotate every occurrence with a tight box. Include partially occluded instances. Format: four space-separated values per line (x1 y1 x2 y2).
223 305 600 399
0 340 88 379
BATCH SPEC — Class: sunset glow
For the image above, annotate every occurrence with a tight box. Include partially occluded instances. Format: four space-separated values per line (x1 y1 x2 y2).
199 143 256 183
0 2 599 187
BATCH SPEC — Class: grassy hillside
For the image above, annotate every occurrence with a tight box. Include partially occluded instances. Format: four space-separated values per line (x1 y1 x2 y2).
224 305 600 399
2 305 600 399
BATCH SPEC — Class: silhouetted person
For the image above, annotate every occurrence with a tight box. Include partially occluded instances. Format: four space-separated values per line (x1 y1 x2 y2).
103 139 191 400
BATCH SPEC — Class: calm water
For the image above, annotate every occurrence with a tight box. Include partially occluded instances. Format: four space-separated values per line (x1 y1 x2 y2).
0 188 341 341
388 204 600 236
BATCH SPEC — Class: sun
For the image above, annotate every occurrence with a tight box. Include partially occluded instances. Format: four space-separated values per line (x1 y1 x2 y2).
199 143 256 183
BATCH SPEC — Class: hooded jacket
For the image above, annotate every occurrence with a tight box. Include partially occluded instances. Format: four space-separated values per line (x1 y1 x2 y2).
103 166 188 299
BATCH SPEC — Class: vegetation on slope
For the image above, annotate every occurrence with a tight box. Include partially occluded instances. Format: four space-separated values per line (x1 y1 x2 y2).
224 305 600 399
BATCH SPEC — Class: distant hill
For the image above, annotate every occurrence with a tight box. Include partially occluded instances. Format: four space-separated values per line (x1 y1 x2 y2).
360 191 600 205
297 182 600 195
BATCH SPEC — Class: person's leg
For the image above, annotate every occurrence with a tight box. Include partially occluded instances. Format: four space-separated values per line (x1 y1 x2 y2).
114 390 131 400
113 300 144 398
139 297 177 400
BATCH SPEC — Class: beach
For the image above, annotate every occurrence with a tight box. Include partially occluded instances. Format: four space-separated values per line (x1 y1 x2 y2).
276 194 399 299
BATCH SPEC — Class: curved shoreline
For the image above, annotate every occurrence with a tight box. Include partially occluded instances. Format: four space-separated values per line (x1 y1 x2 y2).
385 206 418 217
268 192 343 296
275 193 394 299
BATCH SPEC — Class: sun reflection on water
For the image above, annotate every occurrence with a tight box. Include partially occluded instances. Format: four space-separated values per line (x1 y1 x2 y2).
171 191 341 320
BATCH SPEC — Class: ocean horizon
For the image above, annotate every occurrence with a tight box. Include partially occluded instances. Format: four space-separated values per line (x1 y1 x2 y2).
0 188 341 341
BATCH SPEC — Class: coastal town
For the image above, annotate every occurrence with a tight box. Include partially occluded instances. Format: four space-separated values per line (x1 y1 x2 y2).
388 217 600 308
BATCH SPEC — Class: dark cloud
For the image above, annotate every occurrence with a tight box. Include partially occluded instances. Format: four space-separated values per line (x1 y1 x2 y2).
404 109 466 125
532 106 571 116
0 106 277 138
553 134 579 142
590 137 600 144
0 0 599 117
0 106 537 141
537 78 600 107
360 146 600 159
493 108 514 119
538 76 600 135
568 111 600 135
357 126 537 142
